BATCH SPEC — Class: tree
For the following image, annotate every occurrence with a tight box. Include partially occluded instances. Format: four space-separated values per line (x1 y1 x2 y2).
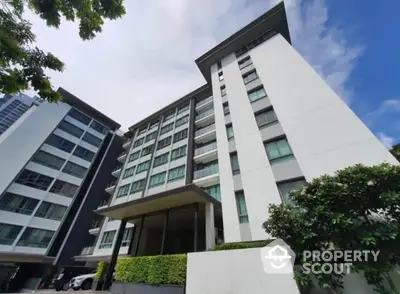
263 163 400 294
391 144 400 162
0 0 125 102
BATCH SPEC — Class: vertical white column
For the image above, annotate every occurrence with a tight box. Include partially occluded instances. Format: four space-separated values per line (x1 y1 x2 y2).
205 202 215 249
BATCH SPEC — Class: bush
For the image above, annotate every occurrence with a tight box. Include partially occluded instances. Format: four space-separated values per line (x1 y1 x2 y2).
115 254 187 286
209 239 274 251
95 261 109 281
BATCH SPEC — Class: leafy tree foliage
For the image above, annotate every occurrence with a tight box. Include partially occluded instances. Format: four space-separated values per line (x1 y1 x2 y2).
0 0 125 102
263 163 400 294
391 144 400 162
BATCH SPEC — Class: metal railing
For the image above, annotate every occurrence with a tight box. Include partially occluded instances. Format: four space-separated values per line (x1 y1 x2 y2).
196 97 213 108
98 199 109 207
105 181 116 189
112 165 122 172
91 218 104 228
118 151 127 158
80 246 94 255
195 141 217 156
195 108 214 121
123 139 131 146
195 124 215 137
193 164 219 179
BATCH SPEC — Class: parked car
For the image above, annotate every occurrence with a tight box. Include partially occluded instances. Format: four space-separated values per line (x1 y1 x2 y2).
53 266 95 291
69 272 96 291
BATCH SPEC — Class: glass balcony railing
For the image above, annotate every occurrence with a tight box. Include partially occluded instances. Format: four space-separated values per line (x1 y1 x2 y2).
80 246 94 255
195 124 215 137
98 199 110 207
195 108 214 121
118 151 127 158
112 165 122 172
91 218 104 229
106 181 116 189
123 139 131 146
196 97 213 108
195 141 217 156
193 163 219 179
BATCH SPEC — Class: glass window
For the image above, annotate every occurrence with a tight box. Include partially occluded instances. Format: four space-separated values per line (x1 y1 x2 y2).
130 179 145 193
35 201 67 221
235 191 249 223
177 104 189 114
255 109 278 128
133 138 144 148
15 169 54 191
0 223 22 245
160 123 174 135
17 227 55 248
217 61 222 70
145 131 157 142
243 70 258 84
173 129 188 143
73 146 95 162
167 165 185 182
248 87 267 102
45 134 75 153
123 166 135 179
58 120 84 138
32 150 65 170
121 227 133 247
238 56 252 69
218 72 224 81
264 138 294 163
136 161 150 173
226 124 234 140
163 111 175 122
99 230 116 249
204 185 220 201
171 145 186 160
129 151 141 162
49 180 78 198
138 127 147 135
223 102 230 115
175 115 189 127
141 144 154 156
62 162 87 178
117 184 130 198
0 193 39 215
149 121 159 130
230 153 240 175
90 120 108 134
157 136 172 150
153 153 169 167
220 86 226 96
82 132 102 147
277 179 306 204
68 109 91 125
149 172 166 188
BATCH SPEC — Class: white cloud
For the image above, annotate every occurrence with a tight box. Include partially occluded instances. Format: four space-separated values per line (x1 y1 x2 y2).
24 0 362 130
365 98 400 126
377 132 395 149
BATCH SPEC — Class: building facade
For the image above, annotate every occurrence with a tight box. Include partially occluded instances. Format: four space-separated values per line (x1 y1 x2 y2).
0 88 122 291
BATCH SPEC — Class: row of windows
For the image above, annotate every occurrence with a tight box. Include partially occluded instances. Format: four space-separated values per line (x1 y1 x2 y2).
0 223 55 248
99 227 133 249
58 120 103 147
68 109 108 134
132 128 188 151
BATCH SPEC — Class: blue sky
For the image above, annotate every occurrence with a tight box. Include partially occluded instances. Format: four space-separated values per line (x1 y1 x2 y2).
25 0 399 148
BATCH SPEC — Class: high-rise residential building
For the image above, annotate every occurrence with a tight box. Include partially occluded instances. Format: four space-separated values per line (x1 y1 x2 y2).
0 88 122 292
88 2 397 285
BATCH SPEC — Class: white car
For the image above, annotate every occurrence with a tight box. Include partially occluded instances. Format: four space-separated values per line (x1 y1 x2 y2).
69 273 96 290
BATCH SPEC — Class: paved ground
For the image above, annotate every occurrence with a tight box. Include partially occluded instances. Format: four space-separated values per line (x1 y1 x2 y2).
11 291 110 294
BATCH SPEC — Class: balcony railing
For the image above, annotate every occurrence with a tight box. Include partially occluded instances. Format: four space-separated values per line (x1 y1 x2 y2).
195 124 215 137
195 141 217 156
196 97 213 108
91 218 104 228
106 181 116 189
112 165 122 172
195 108 214 121
118 151 127 158
98 199 109 207
80 246 94 255
193 164 219 179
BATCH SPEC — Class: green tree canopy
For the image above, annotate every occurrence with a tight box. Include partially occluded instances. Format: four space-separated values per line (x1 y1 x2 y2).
0 0 125 102
263 163 400 294
391 143 400 162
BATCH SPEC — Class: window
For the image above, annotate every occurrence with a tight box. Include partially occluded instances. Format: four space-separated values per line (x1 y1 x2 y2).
255 109 278 128
133 138 144 148
235 191 249 223
149 121 159 130
58 120 84 138
163 111 175 122
99 230 116 249
149 172 166 188
123 166 135 179
218 72 224 81
122 228 133 247
90 120 108 134
136 161 150 173
138 127 147 135
230 153 240 175
130 179 145 193
32 150 65 170
173 129 188 143
73 146 95 162
116 184 130 198
175 115 189 127
68 109 91 125
145 131 157 142
238 56 252 69
204 185 220 201
235 30 277 57
16 169 54 191
248 87 267 102
160 123 173 135
62 161 87 178
171 145 186 160
264 138 294 163
217 61 222 70
129 151 141 162
223 102 230 115
45 134 75 153
157 136 172 150
0 193 39 215
277 179 306 204
141 144 154 156
243 70 258 84
153 153 169 167
177 104 189 115
226 124 234 140
50 180 78 198
17 227 55 248
35 201 67 221
82 132 102 147
220 85 226 96
0 223 22 245
167 165 185 182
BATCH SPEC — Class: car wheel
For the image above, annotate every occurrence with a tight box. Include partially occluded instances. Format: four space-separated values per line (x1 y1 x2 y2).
81 279 92 290
72 287 80 291
62 282 69 291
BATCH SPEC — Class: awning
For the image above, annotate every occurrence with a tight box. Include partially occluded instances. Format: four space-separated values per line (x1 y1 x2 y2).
0 252 54 264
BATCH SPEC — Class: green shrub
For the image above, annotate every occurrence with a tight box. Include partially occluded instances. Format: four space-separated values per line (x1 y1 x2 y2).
210 239 275 251
115 254 187 286
95 261 109 281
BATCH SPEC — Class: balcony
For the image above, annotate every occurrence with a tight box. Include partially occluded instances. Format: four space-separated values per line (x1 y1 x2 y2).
117 151 127 162
80 246 94 256
195 108 215 127
89 218 103 235
193 163 219 187
111 165 122 177
98 199 110 208
194 124 216 144
196 97 213 109
194 141 218 163
122 139 131 149
105 181 116 194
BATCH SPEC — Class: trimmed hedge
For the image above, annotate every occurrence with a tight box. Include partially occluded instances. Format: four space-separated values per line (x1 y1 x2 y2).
115 254 187 286
95 261 109 281
209 239 275 251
